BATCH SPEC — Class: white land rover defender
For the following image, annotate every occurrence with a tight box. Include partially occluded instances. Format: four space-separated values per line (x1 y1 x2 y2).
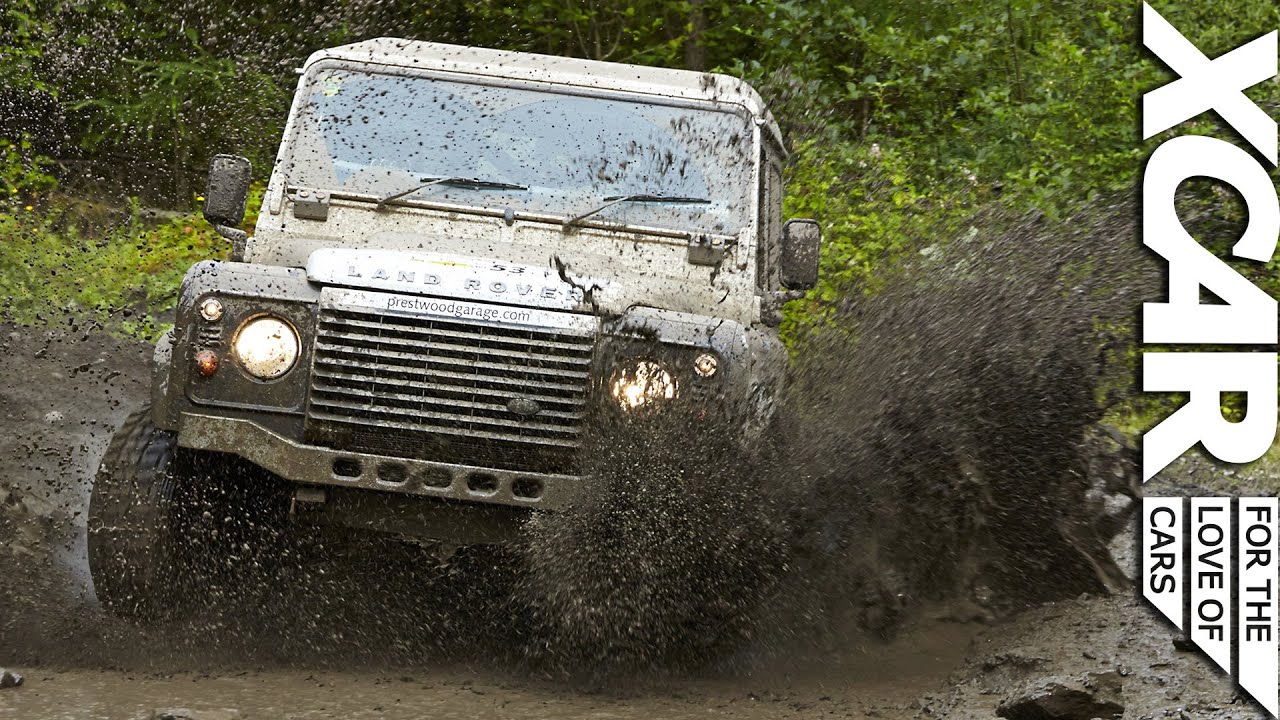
87 39 820 619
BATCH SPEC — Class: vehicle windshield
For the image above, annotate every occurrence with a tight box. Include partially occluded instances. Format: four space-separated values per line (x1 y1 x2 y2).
282 67 755 235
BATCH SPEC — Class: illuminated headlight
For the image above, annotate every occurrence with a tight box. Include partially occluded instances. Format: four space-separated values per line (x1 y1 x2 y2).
233 316 299 380
610 359 677 410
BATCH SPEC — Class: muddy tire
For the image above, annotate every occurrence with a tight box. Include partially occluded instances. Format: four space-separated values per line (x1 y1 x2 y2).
88 407 191 620
88 406 288 621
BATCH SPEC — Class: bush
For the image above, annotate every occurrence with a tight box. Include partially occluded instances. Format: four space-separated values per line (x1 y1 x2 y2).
0 199 236 339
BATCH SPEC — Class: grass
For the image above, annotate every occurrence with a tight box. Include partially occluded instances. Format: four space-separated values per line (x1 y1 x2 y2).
0 191 260 340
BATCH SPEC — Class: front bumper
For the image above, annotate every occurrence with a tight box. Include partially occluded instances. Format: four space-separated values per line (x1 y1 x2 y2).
176 412 588 510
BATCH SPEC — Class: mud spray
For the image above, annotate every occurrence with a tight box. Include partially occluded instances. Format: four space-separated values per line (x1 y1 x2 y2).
515 200 1158 676
0 201 1157 679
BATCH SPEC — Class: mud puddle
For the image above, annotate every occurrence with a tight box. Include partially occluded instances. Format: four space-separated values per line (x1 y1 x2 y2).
1 618 980 720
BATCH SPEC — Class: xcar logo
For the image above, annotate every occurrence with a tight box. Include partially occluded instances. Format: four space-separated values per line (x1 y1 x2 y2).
1139 3 1280 716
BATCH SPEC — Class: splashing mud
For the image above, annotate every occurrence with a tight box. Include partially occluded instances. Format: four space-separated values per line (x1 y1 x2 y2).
509 201 1156 675
515 415 788 674
767 202 1155 634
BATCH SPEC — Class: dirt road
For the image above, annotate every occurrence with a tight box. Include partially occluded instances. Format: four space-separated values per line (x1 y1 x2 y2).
0 326 1262 719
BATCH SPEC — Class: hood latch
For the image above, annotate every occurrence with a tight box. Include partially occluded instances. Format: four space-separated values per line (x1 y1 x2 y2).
688 234 731 266
292 187 331 221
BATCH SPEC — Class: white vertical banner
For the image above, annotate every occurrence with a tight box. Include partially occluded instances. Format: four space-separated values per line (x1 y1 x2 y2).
1190 498 1232 675
1239 498 1278 718
1144 497 1184 630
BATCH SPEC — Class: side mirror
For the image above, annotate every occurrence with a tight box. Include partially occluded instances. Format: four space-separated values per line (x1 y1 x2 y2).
203 154 251 228
780 218 821 291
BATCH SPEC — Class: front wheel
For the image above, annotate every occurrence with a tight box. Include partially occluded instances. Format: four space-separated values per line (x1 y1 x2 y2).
87 406 287 621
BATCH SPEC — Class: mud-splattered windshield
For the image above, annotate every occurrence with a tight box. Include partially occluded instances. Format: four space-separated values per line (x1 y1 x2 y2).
282 67 755 235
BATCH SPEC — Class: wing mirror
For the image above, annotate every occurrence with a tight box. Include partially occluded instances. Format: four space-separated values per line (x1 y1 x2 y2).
780 219 821 291
203 154 251 228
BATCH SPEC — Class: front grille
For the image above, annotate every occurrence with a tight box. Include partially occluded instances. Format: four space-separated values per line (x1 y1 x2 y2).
305 303 596 473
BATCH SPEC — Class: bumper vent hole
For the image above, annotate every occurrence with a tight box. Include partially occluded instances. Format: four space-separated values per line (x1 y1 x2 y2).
332 458 361 478
467 473 499 495
511 478 544 500
421 468 452 489
377 462 408 485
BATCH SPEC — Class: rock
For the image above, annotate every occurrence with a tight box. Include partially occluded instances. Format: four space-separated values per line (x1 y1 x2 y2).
0 669 23 688
42 410 63 425
997 671 1124 720
980 652 1050 672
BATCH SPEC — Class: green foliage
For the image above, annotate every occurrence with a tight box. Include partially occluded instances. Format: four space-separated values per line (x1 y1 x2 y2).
65 24 285 203
736 1 1158 210
0 136 57 199
0 0 56 95
778 138 981 339
0 201 231 340
446 0 765 68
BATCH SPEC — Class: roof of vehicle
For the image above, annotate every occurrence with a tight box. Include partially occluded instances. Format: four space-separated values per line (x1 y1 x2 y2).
303 38 784 148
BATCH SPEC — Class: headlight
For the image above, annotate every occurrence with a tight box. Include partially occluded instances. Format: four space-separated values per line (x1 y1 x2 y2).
610 359 677 410
233 316 299 380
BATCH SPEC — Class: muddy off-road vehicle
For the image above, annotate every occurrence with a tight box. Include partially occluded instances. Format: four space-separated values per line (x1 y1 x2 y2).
87 39 820 619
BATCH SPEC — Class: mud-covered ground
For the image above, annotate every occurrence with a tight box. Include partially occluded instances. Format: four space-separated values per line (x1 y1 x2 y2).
0 324 1269 719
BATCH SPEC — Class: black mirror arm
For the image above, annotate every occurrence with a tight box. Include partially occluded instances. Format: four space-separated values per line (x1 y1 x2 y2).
213 224 249 262
760 289 809 327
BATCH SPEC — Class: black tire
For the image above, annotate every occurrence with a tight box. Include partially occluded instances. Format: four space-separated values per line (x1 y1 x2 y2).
88 406 189 620
88 406 288 621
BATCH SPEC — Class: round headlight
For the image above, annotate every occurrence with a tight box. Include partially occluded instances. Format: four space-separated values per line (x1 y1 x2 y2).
233 316 299 380
610 360 677 410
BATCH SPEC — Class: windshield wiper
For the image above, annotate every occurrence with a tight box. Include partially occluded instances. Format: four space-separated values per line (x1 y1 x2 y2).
563 194 710 228
376 176 528 210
